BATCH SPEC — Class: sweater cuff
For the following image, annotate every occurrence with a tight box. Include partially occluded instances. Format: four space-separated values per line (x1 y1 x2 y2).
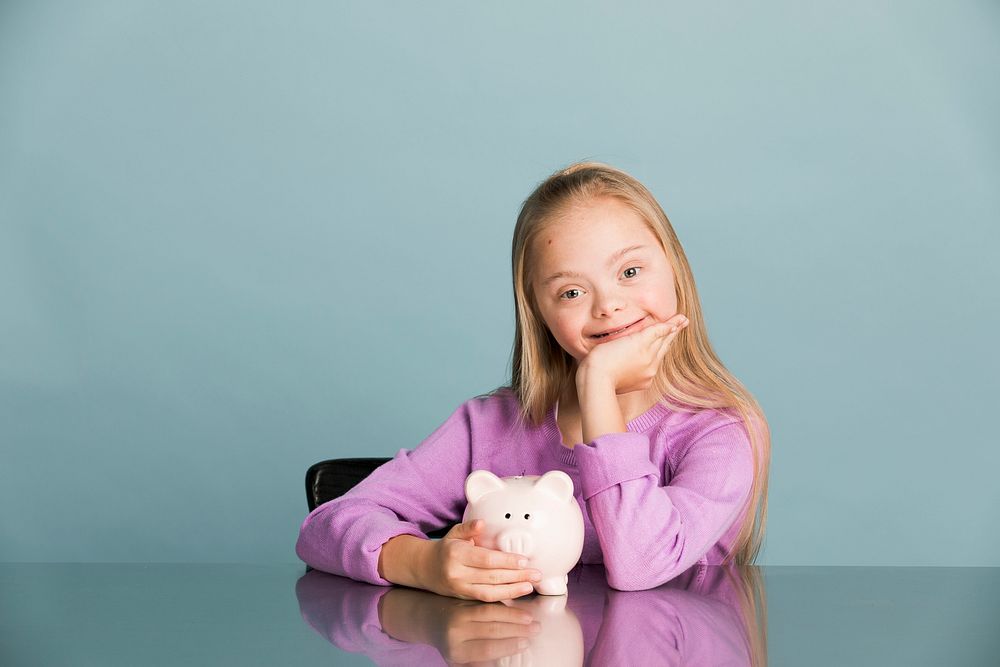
363 523 427 586
574 431 657 499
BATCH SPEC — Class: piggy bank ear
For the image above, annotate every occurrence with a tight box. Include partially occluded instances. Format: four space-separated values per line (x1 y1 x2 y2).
534 470 574 501
465 470 506 504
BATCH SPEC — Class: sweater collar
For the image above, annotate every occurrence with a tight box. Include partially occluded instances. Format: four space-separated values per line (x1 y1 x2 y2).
543 399 671 466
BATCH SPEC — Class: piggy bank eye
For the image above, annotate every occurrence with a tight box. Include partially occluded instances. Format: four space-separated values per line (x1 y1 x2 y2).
504 513 511 519
524 513 530 520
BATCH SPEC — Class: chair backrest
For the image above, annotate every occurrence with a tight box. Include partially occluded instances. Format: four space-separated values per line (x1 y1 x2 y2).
305 457 391 511
305 457 451 539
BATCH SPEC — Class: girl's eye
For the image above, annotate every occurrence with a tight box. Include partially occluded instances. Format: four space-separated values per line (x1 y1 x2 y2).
623 266 641 279
560 288 582 300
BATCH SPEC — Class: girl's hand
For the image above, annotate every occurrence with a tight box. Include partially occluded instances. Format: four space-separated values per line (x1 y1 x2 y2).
422 520 542 602
578 314 689 394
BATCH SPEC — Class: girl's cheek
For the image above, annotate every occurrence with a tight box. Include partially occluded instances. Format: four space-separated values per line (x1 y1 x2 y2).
652 292 679 319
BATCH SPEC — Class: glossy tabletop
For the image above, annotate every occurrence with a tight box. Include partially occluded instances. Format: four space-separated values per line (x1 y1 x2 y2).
1 563 997 666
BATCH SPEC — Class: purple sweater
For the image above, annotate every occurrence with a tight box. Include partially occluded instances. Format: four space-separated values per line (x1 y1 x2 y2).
296 388 755 591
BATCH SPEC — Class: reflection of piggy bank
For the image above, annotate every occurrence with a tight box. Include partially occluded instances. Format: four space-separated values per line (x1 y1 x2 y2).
463 470 584 595
501 594 584 666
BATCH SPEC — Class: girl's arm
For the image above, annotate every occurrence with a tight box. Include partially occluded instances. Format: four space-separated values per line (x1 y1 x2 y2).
573 373 754 591
295 397 541 600
575 367 628 444
295 402 474 584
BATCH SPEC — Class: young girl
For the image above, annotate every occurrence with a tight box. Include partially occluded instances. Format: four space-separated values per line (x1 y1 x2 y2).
296 162 770 601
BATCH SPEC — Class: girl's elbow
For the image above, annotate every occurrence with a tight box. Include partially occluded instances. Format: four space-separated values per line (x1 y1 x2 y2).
295 530 321 570
606 570 657 591
605 562 684 591
602 538 692 591
604 562 680 591
295 509 339 572
607 568 677 591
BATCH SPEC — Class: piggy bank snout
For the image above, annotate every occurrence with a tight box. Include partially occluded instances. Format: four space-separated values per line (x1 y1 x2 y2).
496 529 535 557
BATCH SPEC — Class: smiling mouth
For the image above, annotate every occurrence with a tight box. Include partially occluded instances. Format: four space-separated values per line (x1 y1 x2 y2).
591 318 644 339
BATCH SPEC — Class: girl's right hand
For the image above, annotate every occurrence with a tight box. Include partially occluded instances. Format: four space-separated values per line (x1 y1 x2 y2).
423 520 542 602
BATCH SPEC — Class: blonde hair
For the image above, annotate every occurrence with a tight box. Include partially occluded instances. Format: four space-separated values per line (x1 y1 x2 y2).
728 565 769 667
504 161 771 566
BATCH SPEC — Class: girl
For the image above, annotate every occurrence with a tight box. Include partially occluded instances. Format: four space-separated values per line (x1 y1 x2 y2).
296 161 770 601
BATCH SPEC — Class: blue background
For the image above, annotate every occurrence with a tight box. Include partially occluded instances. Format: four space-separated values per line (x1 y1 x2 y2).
2 1 997 565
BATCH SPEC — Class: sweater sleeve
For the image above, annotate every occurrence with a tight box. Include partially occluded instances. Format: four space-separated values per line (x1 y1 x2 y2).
572 419 754 591
295 401 474 585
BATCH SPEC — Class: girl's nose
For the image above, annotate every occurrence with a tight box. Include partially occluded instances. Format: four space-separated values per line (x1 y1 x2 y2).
592 288 626 319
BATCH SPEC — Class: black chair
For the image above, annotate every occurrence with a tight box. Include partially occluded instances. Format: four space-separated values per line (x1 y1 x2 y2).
305 458 451 539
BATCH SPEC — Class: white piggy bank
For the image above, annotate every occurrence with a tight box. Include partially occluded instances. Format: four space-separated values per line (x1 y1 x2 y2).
463 470 584 595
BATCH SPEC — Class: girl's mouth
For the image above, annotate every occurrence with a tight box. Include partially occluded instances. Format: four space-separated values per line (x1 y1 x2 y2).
590 317 646 340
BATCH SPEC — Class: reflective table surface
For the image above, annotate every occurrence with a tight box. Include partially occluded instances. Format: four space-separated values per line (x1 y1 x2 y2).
2 563 997 666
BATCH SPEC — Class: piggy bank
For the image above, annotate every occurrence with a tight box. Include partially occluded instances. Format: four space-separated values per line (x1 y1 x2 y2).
463 470 584 595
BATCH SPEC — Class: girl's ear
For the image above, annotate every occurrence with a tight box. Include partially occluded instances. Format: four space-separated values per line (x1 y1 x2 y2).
465 470 506 504
534 470 575 501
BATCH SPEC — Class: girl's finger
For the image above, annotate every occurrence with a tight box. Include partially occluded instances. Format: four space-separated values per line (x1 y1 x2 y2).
465 565 542 586
666 318 689 337
655 322 681 341
467 581 536 603
657 332 676 358
445 519 484 542
656 324 684 356
465 545 530 571
660 316 688 335
644 322 674 341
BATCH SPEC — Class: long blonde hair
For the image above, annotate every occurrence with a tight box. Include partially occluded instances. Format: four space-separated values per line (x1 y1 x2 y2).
504 161 770 566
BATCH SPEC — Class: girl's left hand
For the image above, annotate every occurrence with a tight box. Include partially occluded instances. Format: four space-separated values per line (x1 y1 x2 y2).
577 314 689 394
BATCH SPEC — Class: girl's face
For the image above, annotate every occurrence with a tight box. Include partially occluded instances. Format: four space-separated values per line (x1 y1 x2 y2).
530 196 679 363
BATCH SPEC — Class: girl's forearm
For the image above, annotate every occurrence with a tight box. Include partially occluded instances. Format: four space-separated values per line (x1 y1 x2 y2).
378 534 433 590
576 369 627 443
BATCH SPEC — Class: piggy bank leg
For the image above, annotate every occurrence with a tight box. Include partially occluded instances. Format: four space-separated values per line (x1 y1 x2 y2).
534 574 568 596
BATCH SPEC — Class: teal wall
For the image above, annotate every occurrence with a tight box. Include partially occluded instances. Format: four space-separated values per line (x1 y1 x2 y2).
2 1 997 565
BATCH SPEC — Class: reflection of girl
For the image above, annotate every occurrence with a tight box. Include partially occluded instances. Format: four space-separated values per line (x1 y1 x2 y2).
591 565 768 667
294 563 768 666
297 162 770 600
731 566 768 667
